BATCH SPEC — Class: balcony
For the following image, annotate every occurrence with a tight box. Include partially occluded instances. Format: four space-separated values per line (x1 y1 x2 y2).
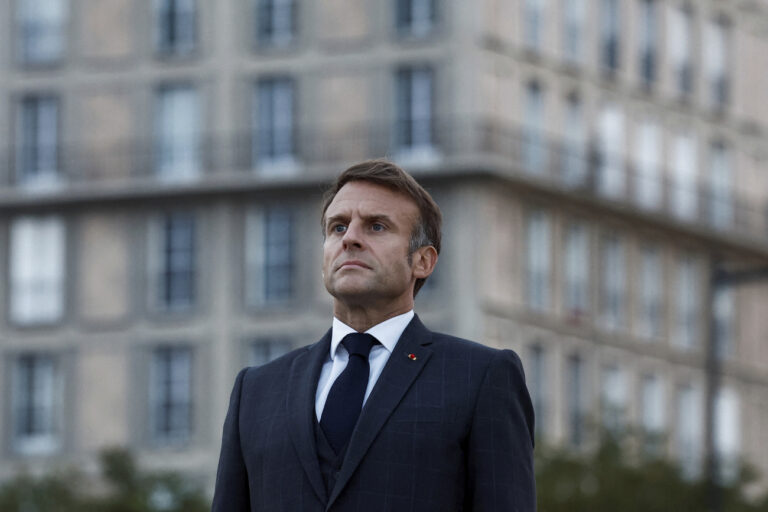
0 118 764 250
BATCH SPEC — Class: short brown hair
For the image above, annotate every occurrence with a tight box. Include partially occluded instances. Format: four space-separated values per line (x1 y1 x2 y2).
321 159 442 296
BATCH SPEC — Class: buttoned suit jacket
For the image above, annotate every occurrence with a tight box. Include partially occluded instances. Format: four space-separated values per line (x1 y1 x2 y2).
211 315 536 511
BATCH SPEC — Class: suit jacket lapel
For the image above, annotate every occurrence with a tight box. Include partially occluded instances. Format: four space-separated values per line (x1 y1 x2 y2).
286 330 331 505
327 316 434 508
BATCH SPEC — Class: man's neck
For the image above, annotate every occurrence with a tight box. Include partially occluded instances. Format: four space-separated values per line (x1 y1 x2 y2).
333 302 414 332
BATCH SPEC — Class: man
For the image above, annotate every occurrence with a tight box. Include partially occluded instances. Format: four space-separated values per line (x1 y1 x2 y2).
212 160 535 511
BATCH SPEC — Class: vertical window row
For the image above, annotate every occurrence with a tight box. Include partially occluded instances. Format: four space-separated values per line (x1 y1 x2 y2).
599 235 625 331
561 0 584 64
15 0 67 65
523 0 546 52
154 212 197 312
525 210 551 312
150 346 193 444
673 257 699 350
395 66 437 162
9 216 66 325
11 354 62 454
254 77 297 172
396 0 436 37
634 120 661 209
639 374 665 455
637 246 662 340
563 223 589 318
600 364 626 434
154 0 198 56
155 85 201 181
566 354 586 447
638 0 657 86
561 93 586 186
675 384 702 478
600 0 620 72
523 81 546 175
16 96 60 189
245 206 296 306
255 0 297 48
669 5 693 97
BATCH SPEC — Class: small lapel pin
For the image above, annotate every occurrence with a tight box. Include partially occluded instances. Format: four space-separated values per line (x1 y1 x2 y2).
407 353 418 361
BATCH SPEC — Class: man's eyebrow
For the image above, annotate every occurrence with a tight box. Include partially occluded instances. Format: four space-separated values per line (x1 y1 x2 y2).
324 213 396 227
325 214 349 227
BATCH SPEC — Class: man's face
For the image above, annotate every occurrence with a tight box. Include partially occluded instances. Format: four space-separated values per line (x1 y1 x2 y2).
322 181 422 310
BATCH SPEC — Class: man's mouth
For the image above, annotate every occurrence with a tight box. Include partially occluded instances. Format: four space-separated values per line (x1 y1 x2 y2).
338 260 371 270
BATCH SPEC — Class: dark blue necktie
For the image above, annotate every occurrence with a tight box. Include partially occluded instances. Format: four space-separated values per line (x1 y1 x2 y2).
320 333 378 453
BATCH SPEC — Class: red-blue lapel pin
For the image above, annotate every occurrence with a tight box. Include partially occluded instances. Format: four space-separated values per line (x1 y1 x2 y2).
407 353 418 361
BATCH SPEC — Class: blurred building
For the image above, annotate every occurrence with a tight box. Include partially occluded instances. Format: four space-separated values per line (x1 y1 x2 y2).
1 0 768 494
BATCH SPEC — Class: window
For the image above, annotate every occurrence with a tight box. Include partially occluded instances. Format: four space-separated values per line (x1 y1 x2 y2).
255 0 296 47
154 0 197 56
634 120 661 209
561 0 584 64
708 142 732 229
600 0 620 72
155 85 201 180
9 216 65 325
152 212 196 312
637 246 662 339
640 374 665 455
246 206 296 305
566 354 586 447
673 257 699 350
564 223 589 317
676 384 702 479
150 347 193 444
12 354 62 454
16 95 60 189
705 19 729 108
254 77 297 173
638 0 657 85
669 5 693 96
596 105 625 198
600 365 625 434
562 93 586 186
671 133 697 220
523 81 546 175
714 387 740 482
525 210 551 311
252 339 293 366
396 0 436 37
527 344 548 438
15 0 67 64
714 287 734 359
523 0 546 52
395 66 438 162
600 235 625 330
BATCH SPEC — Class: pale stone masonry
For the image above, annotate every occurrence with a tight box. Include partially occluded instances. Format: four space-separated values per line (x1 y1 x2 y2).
0 0 768 496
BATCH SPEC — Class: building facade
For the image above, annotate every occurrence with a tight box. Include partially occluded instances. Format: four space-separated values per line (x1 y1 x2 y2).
1 0 768 494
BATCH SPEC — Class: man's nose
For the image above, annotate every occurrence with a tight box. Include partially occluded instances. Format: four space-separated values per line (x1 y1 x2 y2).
341 221 364 249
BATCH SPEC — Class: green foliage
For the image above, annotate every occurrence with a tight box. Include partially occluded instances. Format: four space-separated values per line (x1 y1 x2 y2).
536 435 768 512
0 448 209 512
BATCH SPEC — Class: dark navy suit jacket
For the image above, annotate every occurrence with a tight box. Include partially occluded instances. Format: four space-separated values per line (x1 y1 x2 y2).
211 315 536 511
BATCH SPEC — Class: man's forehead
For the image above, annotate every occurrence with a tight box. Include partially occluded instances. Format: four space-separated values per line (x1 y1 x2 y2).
325 181 419 218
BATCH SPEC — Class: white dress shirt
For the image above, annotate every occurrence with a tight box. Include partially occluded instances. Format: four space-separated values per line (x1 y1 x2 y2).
314 310 414 421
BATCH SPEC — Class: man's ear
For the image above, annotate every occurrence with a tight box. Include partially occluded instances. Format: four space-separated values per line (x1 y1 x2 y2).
412 246 438 279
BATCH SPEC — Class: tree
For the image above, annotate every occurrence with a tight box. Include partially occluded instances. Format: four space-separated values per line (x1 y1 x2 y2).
535 434 768 512
0 448 209 512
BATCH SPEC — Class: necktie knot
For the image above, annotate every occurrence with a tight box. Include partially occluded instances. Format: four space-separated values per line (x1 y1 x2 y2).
341 332 377 358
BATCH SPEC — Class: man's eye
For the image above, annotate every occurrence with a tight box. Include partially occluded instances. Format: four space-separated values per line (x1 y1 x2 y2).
371 223 385 232
333 225 346 233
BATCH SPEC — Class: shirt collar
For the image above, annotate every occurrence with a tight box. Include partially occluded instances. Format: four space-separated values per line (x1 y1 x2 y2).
330 310 415 360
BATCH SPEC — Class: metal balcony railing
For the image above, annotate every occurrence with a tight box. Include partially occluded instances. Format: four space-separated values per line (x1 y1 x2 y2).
0 118 765 246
